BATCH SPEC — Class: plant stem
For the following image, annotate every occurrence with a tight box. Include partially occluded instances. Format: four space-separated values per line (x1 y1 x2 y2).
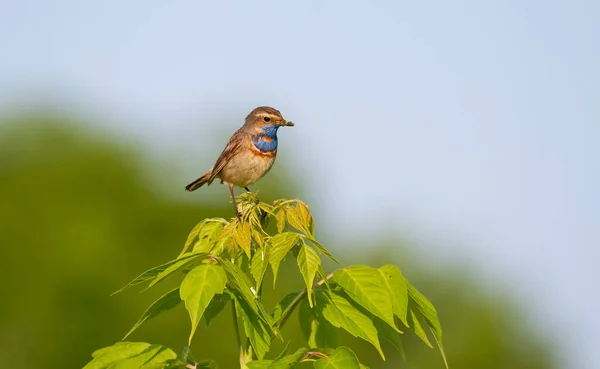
276 272 334 330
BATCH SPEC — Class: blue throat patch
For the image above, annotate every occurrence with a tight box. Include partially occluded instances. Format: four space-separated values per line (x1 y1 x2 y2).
253 125 279 153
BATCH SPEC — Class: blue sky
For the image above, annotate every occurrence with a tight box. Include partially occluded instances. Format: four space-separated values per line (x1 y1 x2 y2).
1 1 599 368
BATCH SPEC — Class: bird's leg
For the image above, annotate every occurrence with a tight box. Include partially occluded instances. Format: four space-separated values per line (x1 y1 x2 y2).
244 187 251 192
228 183 242 220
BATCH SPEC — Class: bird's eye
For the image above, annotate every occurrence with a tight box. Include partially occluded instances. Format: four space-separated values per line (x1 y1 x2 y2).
263 116 271 122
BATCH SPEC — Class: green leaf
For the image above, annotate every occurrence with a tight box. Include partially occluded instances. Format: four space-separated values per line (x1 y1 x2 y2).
275 208 287 233
268 347 308 368
180 220 207 256
298 298 312 343
123 288 181 340
252 228 265 248
314 347 361 369
146 253 209 290
112 254 200 295
251 247 269 291
318 290 385 359
285 204 307 234
83 342 181 369
306 238 340 266
378 264 408 327
204 293 230 327
374 317 405 359
178 218 227 258
215 221 236 254
409 309 432 348
299 299 338 348
218 259 276 332
333 266 399 332
297 243 320 307
218 259 259 311
180 264 227 345
269 232 301 288
233 291 272 360
407 283 448 367
431 326 449 369
407 283 442 341
193 220 226 254
295 200 314 236
234 221 252 258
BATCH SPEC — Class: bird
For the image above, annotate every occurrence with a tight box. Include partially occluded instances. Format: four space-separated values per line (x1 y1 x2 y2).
185 106 294 219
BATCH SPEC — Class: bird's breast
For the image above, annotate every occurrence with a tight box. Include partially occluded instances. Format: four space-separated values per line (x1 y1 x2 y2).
218 145 277 187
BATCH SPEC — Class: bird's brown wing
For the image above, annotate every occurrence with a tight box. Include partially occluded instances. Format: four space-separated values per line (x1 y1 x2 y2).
208 129 247 184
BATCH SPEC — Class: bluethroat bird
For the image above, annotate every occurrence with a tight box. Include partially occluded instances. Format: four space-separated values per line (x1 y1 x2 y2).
185 106 294 219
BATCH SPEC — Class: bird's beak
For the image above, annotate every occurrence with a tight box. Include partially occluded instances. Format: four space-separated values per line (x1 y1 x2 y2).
281 119 295 127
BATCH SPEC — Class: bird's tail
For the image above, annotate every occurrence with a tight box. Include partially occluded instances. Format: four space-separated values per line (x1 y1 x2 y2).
185 172 211 192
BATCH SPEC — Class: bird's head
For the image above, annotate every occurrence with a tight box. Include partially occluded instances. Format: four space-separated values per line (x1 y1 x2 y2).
244 106 294 131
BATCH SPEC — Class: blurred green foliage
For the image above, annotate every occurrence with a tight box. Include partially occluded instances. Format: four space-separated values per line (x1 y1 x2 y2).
0 114 555 369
